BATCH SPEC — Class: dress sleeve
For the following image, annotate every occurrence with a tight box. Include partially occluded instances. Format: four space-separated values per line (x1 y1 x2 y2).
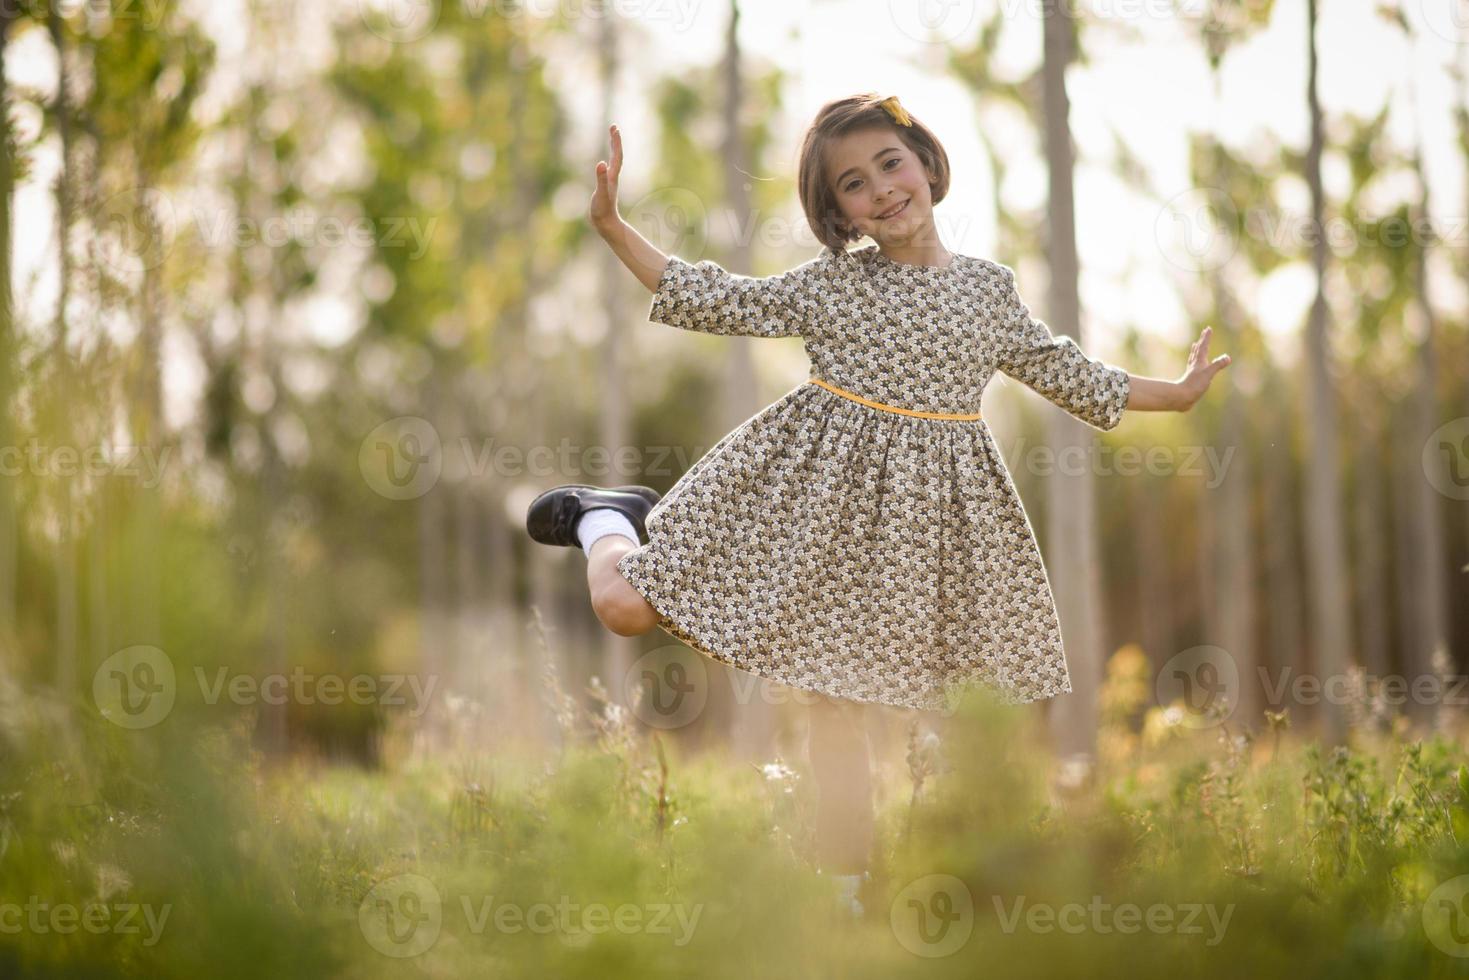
985 263 1130 432
647 252 822 338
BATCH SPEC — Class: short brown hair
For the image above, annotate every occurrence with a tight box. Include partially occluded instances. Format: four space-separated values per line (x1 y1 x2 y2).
797 92 951 252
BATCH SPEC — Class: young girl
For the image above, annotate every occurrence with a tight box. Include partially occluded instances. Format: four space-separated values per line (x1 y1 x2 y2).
525 93 1231 917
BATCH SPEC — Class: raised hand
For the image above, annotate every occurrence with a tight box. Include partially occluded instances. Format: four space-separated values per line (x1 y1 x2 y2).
1176 325 1231 411
590 124 623 237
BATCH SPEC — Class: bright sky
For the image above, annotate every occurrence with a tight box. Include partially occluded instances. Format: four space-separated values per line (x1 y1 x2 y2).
8 0 1467 408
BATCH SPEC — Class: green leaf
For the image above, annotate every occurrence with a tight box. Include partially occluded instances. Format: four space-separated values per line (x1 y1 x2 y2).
1453 805 1469 843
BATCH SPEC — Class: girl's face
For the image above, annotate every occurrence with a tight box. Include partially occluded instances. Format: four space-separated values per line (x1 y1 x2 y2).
825 127 938 248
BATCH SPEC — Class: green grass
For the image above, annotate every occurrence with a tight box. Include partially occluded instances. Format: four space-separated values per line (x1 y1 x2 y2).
5 651 1469 979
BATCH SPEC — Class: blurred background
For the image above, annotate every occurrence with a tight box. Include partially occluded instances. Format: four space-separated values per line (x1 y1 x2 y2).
2 0 1469 975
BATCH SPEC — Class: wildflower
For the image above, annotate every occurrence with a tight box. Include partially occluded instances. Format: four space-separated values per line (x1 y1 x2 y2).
95 863 133 903
51 840 77 868
759 759 798 787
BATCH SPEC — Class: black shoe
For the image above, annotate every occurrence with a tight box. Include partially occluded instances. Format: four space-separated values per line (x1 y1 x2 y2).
566 484 661 508
525 485 660 548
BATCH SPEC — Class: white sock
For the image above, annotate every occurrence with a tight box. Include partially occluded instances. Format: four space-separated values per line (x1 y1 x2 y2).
576 507 639 558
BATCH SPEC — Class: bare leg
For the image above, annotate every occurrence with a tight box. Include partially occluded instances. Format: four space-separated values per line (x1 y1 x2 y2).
586 536 661 636
807 695 874 874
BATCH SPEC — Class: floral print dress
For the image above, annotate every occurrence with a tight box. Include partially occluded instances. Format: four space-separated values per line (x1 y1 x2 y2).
615 243 1131 712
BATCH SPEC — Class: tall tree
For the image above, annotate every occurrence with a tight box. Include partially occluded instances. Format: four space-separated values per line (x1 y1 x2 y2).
0 3 24 646
718 0 781 762
78 0 212 650
1038 0 1109 764
333 2 577 747
1300 0 1351 745
46 4 78 704
593 0 636 739
1188 0 1274 729
1384 7 1451 707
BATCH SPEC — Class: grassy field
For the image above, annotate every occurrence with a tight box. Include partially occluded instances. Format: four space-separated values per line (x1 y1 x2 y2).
4 647 1469 979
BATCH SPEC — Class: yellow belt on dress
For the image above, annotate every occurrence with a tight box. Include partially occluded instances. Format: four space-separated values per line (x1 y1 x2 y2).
806 378 983 421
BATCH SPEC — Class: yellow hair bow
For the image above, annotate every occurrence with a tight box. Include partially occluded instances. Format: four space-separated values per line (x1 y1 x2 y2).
878 95 912 127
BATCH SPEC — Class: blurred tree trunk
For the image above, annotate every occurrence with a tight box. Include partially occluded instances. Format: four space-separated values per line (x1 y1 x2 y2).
1300 0 1350 745
1186 2 1273 726
0 2 16 643
1196 470 1219 653
1039 0 1106 763
1260 381 1305 714
128 172 164 649
719 0 775 763
593 0 637 727
82 87 113 691
258 396 288 755
1459 39 1469 564
1390 404 1421 681
1351 409 1390 677
521 33 563 748
419 375 450 742
1134 473 1172 667
1404 103 1449 700
48 6 78 705
1211 275 1258 726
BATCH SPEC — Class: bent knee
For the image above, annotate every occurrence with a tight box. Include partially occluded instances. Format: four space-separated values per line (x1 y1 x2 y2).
592 583 659 636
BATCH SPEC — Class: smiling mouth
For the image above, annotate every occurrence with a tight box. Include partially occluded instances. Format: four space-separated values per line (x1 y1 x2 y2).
876 199 909 220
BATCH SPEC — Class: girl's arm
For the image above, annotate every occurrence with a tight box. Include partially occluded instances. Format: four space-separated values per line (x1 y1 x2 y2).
1124 327 1232 412
590 123 817 338
986 263 1132 431
591 124 666 293
600 217 668 295
987 262 1231 425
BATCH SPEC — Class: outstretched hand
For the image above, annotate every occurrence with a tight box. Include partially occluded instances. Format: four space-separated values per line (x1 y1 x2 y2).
1176 326 1231 411
590 124 623 236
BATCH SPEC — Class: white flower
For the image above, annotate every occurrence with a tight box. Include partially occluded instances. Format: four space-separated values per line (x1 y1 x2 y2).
760 760 798 784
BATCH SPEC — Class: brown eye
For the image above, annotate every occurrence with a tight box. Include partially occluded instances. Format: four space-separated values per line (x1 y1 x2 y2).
844 158 899 194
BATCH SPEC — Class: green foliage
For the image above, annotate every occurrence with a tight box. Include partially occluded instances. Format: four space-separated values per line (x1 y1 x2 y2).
6 663 1469 977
